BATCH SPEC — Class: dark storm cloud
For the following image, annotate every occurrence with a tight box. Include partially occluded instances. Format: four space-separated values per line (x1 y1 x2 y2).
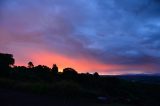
89 0 160 63
1 0 160 73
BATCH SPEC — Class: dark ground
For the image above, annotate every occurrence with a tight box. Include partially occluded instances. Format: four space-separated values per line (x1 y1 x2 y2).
0 88 92 106
0 88 133 106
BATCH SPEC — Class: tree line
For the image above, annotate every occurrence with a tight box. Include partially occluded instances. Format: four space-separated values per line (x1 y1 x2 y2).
0 53 100 81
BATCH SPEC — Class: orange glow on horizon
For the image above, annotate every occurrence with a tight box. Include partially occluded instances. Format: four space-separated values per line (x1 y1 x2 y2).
12 45 153 75
14 50 123 74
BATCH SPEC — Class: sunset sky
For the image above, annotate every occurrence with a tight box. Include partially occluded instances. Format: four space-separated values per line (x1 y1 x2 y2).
0 0 160 75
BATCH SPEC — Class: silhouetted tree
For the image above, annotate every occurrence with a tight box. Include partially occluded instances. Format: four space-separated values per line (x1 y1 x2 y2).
0 53 15 76
62 68 78 79
51 64 58 75
28 61 34 68
93 72 100 78
0 53 15 67
63 68 78 74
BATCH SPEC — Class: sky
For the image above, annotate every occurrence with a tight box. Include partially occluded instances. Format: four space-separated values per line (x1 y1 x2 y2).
0 0 160 75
